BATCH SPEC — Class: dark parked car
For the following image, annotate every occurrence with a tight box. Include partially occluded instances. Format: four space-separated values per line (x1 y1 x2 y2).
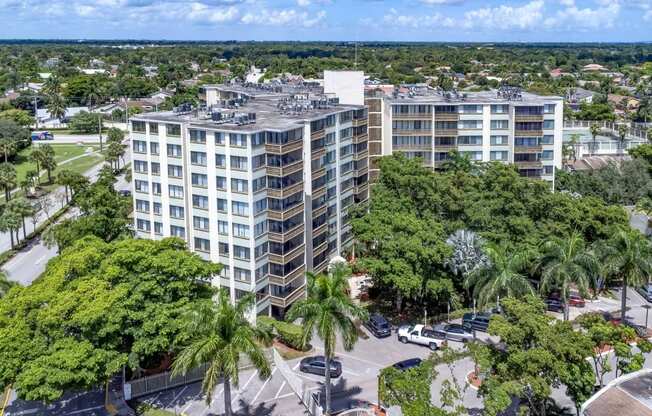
462 312 492 332
119 189 132 197
392 358 422 371
363 314 391 338
299 356 342 378
432 323 474 343
568 293 586 307
637 284 652 302
544 298 564 312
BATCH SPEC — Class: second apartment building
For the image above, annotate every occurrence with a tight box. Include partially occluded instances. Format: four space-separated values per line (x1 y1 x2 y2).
130 84 369 318
365 86 564 182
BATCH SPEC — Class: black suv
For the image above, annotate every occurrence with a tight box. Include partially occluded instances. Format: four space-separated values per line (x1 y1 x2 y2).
462 312 492 332
364 314 392 338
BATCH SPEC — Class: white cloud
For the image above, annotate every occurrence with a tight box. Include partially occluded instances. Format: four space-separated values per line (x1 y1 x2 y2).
297 0 311 6
461 0 545 30
241 8 326 27
186 3 239 23
382 7 455 28
419 0 465 4
545 1 620 29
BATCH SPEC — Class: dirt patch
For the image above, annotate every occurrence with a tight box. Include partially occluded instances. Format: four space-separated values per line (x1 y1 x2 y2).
273 340 313 360
466 371 482 389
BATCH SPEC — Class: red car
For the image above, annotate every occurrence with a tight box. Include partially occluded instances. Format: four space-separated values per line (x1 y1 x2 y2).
568 293 585 307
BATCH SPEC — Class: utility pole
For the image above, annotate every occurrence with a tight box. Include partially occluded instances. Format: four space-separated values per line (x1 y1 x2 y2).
98 114 103 152
34 96 39 129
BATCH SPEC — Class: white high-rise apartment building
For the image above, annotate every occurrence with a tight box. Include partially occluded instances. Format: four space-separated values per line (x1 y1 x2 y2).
129 84 369 318
365 86 564 182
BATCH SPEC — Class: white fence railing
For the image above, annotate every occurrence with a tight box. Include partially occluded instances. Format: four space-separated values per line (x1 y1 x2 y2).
272 348 324 416
564 120 649 141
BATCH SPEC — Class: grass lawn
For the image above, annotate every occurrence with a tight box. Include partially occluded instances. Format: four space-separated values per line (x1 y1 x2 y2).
13 143 101 183
133 402 177 416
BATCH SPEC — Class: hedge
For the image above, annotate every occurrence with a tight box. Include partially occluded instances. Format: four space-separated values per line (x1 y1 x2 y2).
259 316 311 351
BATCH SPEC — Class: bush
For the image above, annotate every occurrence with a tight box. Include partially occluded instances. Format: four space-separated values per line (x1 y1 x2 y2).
259 316 311 351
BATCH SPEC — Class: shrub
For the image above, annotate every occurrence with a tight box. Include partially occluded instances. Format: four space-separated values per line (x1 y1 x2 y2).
259 316 311 351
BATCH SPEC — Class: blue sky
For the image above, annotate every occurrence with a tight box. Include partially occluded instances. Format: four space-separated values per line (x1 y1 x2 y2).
0 0 650 42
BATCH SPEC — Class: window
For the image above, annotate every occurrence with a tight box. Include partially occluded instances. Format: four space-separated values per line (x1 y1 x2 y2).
254 198 267 215
490 135 508 145
252 176 266 192
135 199 150 212
154 222 162 234
231 156 248 170
149 122 158 134
255 221 267 237
232 201 249 216
151 162 160 175
215 154 226 168
541 135 554 145
192 173 208 188
153 202 162 215
152 182 161 195
215 132 225 145
231 178 248 193
541 150 554 160
251 133 265 147
230 134 247 147
150 142 159 155
133 140 147 153
216 176 226 190
255 242 268 258
192 194 208 209
194 237 210 252
544 103 556 114
136 219 151 231
234 267 251 283
233 245 250 260
543 165 554 175
458 120 482 129
193 216 209 231
169 205 184 219
191 151 207 166
170 225 185 238
168 185 184 199
132 121 146 133
167 144 182 158
460 105 482 114
134 160 148 173
340 127 353 138
340 144 353 157
218 220 229 235
134 180 149 193
252 154 266 170
461 151 483 161
217 198 227 213
219 242 229 256
490 120 509 130
457 136 482 145
168 165 183 178
515 137 539 147
189 129 206 144
491 104 508 114
490 151 508 161
543 120 555 130
166 124 181 137
233 223 249 238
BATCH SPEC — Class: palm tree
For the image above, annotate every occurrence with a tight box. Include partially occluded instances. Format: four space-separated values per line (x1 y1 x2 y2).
29 147 45 181
8 198 33 240
442 150 474 173
286 262 368 415
536 232 597 320
617 124 629 156
172 289 272 416
602 229 652 322
590 123 601 155
465 243 534 309
0 138 17 163
0 163 17 202
39 144 57 183
46 93 66 122
42 75 62 96
0 206 22 248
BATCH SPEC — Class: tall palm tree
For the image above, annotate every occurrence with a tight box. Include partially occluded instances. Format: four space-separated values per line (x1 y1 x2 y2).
42 75 62 96
590 123 601 155
286 262 368 415
0 163 17 202
29 147 45 181
46 93 67 122
0 138 17 163
537 232 597 320
172 289 272 416
0 206 21 248
39 144 57 183
617 124 629 156
8 198 33 240
465 243 534 309
602 229 652 322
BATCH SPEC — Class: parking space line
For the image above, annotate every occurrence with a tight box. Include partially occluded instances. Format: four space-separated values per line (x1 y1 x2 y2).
201 386 224 416
251 367 276 404
274 381 286 399
342 369 361 377
311 346 385 369
168 385 189 408
292 362 300 371
67 406 104 415
231 370 258 406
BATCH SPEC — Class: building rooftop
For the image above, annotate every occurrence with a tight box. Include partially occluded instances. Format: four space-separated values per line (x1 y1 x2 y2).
367 84 562 105
582 369 652 416
132 83 364 133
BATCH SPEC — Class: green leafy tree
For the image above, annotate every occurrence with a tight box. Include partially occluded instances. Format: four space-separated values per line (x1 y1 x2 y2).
379 359 447 416
68 111 102 134
46 93 66 121
0 236 220 401
39 144 57 183
172 289 270 416
0 119 29 162
0 109 33 127
286 262 368 415
56 169 88 204
465 243 534 309
0 163 16 201
106 140 126 170
537 232 596 320
590 123 601 155
106 127 125 144
0 270 14 298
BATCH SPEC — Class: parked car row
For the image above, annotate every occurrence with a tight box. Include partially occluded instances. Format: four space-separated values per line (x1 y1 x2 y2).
637 283 652 302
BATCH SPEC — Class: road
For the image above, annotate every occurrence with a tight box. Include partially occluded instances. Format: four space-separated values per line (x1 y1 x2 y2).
49 133 101 144
2 148 130 285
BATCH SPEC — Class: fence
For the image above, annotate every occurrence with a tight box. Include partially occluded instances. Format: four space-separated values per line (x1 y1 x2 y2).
124 349 273 400
272 348 324 416
564 120 649 141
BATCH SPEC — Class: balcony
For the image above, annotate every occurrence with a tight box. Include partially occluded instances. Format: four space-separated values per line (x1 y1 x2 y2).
392 113 432 121
312 185 327 200
267 202 305 222
355 166 369 177
270 284 306 308
434 129 458 137
312 204 327 218
514 146 542 153
355 150 369 160
434 113 459 121
515 130 543 137
352 119 368 127
269 265 305 286
268 244 305 267
311 147 326 160
514 114 543 122
353 134 368 144
392 129 432 136
266 140 303 155
311 129 325 141
268 223 305 244
266 159 303 177
355 183 369 195
267 181 303 199
514 160 543 168
312 167 326 180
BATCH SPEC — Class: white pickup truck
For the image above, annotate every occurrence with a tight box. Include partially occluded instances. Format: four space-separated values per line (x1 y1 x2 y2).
397 324 446 351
